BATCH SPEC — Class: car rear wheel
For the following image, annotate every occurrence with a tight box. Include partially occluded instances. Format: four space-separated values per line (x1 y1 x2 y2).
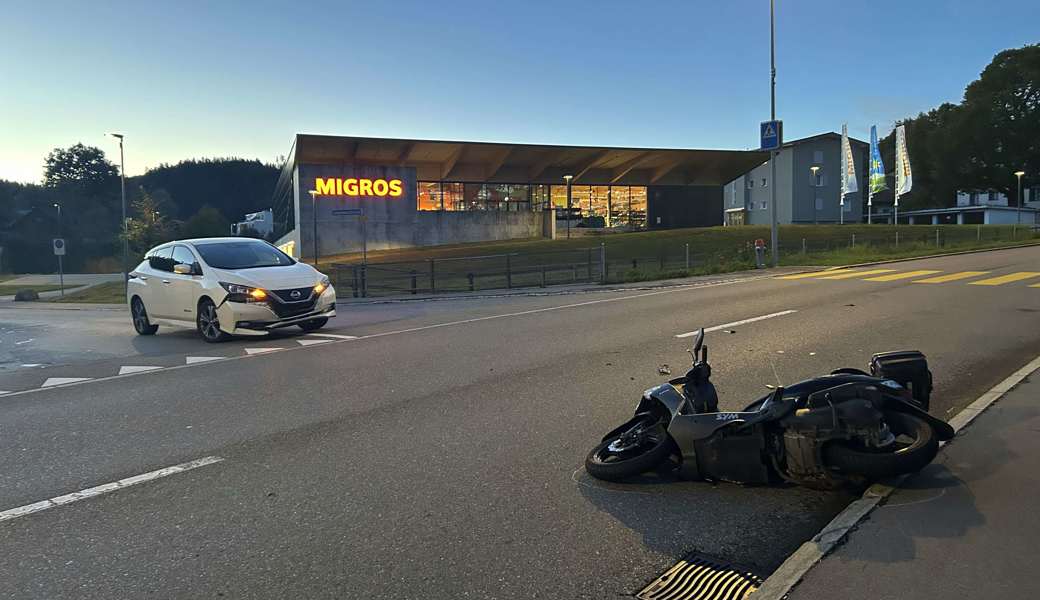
197 299 230 343
131 297 158 335
298 317 328 332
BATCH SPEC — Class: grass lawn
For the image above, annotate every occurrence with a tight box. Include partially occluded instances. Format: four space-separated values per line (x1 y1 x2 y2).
0 284 65 295
48 281 126 304
313 224 1039 296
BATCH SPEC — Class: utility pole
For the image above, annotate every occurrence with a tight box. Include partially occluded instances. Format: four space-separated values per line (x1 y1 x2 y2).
108 133 128 295
768 0 779 266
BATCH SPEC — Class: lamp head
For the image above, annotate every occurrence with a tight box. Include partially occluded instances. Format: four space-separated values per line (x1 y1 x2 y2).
563 174 573 182
107 132 124 140
1014 171 1025 177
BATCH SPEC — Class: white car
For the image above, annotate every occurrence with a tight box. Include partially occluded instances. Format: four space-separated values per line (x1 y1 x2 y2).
127 237 336 342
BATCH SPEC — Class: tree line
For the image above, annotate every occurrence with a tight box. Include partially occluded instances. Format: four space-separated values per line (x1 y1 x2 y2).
0 150 279 273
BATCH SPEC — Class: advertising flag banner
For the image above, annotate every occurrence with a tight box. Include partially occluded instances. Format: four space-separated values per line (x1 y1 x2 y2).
840 124 858 195
869 125 887 196
895 125 913 197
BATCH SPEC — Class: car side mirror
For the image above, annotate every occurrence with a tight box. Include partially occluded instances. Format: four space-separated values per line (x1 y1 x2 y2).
173 263 192 275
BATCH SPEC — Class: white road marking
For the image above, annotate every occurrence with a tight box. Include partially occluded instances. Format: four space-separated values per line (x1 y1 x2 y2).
0 391 9 396
21 364 43 368
244 347 282 355
297 339 331 346
118 366 164 375
41 377 92 387
185 356 224 365
15 339 34 345
303 333 358 339
675 309 799 338
0 456 224 524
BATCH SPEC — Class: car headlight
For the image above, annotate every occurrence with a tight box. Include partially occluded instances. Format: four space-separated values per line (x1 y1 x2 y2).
314 276 331 295
220 282 268 303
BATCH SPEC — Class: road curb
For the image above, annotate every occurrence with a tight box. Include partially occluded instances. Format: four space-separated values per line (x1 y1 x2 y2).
751 353 1040 600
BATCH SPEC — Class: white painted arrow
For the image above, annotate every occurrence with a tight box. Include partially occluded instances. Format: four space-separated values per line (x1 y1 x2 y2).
41 377 92 388
297 339 331 346
303 333 358 340
185 356 225 365
244 347 282 355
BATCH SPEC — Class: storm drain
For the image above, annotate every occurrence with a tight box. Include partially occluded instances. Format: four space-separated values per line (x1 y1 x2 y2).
636 553 761 600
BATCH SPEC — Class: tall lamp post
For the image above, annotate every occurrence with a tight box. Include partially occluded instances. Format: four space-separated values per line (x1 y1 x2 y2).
308 190 319 266
810 166 820 224
107 133 128 294
768 0 779 266
54 203 64 297
1015 170 1025 225
563 174 573 240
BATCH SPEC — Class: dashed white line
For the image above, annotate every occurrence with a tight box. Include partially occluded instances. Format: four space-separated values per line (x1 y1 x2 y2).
297 339 331 346
303 333 358 340
244 347 282 355
118 366 164 375
185 356 225 365
675 309 799 338
0 456 224 523
41 377 92 387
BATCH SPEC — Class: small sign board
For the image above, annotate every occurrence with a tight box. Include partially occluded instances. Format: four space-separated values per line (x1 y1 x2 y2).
760 120 783 151
332 208 364 216
52 238 66 256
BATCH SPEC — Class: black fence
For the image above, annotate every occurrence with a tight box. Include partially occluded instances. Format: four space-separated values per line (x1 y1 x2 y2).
329 224 1039 298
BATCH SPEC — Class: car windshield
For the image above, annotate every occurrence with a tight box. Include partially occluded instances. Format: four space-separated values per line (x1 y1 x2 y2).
193 241 294 270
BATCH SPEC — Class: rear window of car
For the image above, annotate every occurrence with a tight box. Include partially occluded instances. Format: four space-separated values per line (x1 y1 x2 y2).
193 241 294 270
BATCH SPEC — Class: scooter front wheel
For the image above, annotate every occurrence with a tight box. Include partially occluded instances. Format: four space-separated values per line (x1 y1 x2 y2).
585 417 673 482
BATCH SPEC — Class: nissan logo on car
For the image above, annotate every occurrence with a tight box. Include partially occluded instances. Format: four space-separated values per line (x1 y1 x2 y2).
290 290 302 300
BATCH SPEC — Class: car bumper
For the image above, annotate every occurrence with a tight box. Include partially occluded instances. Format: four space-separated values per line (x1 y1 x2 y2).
215 286 336 336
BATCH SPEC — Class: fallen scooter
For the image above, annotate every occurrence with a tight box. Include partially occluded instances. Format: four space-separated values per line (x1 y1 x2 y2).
585 329 954 489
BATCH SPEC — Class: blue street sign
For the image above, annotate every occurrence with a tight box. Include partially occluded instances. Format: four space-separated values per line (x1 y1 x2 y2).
332 208 364 216
760 120 783 150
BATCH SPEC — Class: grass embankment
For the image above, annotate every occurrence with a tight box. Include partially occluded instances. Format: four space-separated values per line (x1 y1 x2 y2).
48 281 126 304
315 224 1039 295
0 284 65 295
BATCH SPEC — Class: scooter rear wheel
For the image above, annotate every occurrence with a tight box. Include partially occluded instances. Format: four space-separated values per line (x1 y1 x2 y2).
823 411 938 479
585 417 673 482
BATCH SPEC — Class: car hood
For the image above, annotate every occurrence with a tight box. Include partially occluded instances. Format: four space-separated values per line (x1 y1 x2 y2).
211 262 324 290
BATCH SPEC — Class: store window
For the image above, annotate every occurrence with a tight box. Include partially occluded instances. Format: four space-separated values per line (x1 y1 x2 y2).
443 182 464 211
418 182 442 210
611 186 631 226
629 187 647 228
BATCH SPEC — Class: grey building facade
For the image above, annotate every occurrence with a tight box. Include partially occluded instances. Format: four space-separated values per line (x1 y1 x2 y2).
723 133 870 226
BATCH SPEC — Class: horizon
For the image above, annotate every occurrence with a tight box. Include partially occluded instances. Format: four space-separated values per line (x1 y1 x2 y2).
2 0 1037 184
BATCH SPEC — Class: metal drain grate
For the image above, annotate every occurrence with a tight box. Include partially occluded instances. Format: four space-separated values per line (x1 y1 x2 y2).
636 554 761 600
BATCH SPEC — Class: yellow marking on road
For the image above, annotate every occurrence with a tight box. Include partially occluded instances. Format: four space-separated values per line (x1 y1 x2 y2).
776 269 860 280
968 272 1040 286
1031 283 1040 288
863 270 942 282
913 271 990 284
818 269 896 280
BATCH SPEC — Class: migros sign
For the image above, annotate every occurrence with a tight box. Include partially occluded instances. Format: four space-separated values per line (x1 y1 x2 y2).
314 177 404 197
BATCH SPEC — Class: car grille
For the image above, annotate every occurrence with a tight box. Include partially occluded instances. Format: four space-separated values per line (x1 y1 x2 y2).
271 286 314 303
269 298 317 318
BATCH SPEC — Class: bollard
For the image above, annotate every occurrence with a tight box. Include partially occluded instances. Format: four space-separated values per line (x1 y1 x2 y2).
506 254 512 289
467 272 475 291
429 259 436 294
599 242 606 283
801 238 807 254
410 269 417 294
851 233 856 248
977 224 981 242
935 228 940 247
895 231 900 247
540 266 546 288
685 243 690 270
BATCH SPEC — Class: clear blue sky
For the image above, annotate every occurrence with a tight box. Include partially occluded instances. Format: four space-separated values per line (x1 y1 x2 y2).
1 0 1036 183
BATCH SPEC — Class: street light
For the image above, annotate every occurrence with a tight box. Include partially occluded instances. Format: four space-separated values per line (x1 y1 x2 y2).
563 174 573 240
308 190 319 266
53 203 64 296
107 133 128 294
1015 170 1025 224
810 166 820 225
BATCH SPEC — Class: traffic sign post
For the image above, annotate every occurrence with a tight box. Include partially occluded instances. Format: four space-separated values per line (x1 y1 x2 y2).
52 238 65 297
760 120 783 151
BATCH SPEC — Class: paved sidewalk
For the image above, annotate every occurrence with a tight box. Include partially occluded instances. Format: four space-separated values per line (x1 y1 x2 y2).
788 371 1040 599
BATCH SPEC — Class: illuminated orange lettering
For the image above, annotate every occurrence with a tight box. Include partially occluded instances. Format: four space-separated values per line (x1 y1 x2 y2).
389 179 403 197
344 178 359 195
315 178 337 195
335 178 343 195
359 179 373 195
372 179 389 196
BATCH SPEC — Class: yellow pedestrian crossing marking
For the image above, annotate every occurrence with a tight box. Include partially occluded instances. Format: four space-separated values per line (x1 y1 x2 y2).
863 270 942 282
968 272 1040 286
776 269 860 280
819 269 896 280
913 271 990 284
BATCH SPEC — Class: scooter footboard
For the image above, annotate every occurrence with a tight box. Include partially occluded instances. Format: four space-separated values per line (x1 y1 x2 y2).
670 418 772 484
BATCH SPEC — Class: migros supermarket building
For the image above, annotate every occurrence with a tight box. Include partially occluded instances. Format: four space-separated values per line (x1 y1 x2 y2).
271 134 766 259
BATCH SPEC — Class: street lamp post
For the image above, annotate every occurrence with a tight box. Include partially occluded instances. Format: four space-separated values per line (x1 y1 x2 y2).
563 174 573 240
107 133 128 294
1015 170 1025 225
308 190 319 266
810 166 820 224
768 0 779 266
53 203 64 297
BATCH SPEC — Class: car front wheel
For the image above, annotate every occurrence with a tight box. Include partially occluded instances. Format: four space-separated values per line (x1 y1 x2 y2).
197 299 230 343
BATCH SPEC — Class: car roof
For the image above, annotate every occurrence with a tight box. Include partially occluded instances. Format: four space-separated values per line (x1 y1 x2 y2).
148 237 271 253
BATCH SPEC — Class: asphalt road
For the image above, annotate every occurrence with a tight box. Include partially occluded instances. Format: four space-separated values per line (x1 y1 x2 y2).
0 246 1038 599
